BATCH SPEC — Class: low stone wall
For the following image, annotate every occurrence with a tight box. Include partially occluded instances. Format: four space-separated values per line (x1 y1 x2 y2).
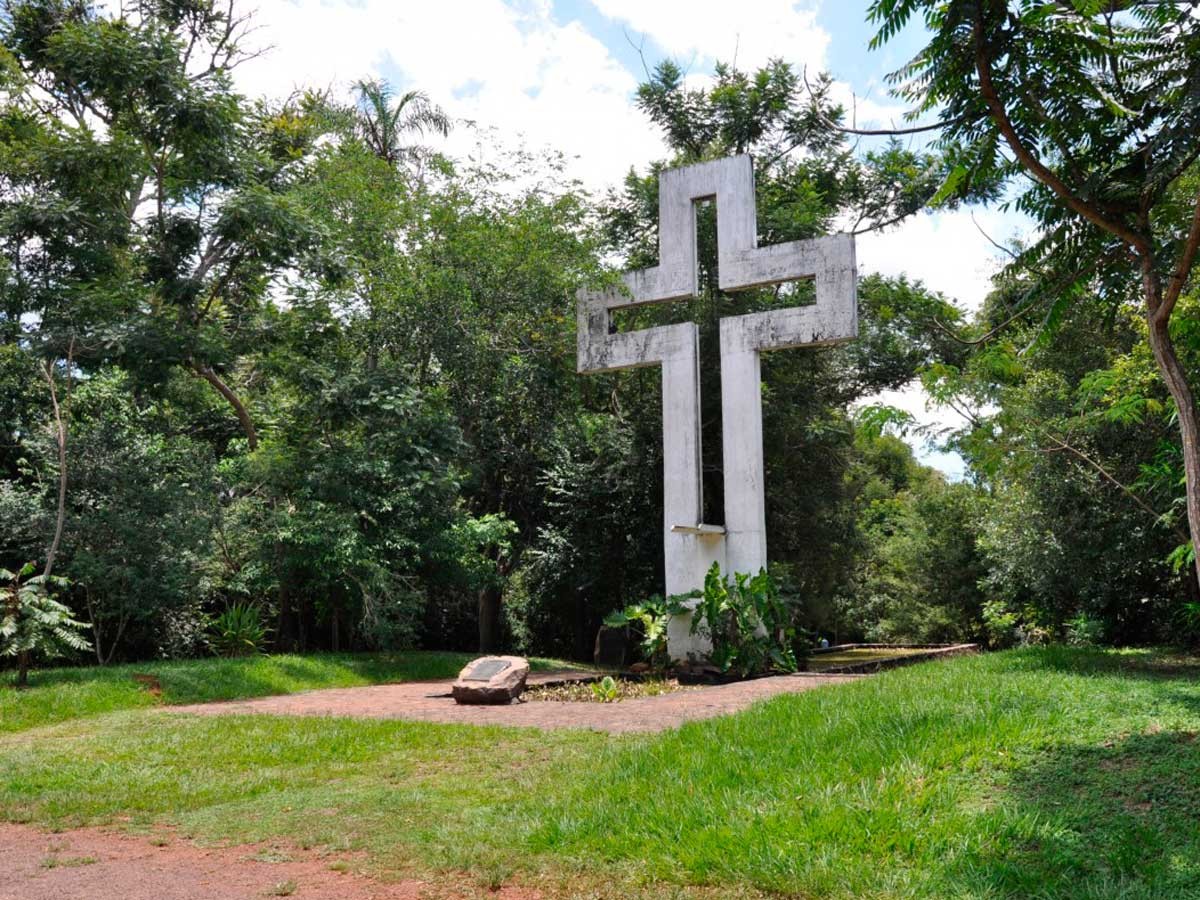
806 643 980 674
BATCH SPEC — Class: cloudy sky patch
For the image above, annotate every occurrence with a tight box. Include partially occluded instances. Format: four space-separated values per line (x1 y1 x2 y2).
233 0 1027 476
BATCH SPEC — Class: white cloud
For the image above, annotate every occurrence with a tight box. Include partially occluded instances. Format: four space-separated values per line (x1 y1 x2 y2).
856 206 1030 478
233 0 665 189
588 0 829 71
857 207 1024 312
865 383 971 480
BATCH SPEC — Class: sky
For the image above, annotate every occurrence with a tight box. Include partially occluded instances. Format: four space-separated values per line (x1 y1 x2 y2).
231 0 1031 479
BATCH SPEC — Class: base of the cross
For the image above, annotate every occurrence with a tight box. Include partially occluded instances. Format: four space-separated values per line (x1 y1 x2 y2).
666 597 712 661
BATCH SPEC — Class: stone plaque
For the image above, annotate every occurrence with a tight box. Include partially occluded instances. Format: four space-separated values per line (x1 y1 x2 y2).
464 658 511 682
451 655 529 705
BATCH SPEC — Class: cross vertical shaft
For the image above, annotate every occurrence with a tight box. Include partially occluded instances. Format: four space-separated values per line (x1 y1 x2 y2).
577 154 857 660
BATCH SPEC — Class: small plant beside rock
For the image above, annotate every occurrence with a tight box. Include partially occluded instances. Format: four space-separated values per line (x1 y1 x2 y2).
525 677 693 703
590 675 619 702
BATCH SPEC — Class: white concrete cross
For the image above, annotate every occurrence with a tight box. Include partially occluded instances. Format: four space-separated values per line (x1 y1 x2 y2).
577 154 857 659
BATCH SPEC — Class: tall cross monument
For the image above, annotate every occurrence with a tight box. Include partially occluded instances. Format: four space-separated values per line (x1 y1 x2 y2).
577 154 857 659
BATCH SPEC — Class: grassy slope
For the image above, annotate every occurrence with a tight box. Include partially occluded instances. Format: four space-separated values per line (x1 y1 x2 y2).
0 651 577 735
3 647 1199 898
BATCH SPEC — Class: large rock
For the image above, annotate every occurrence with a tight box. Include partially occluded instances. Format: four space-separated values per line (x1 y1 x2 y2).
451 655 529 705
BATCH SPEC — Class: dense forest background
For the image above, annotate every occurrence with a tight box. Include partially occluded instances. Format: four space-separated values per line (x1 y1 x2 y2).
2 0 1197 668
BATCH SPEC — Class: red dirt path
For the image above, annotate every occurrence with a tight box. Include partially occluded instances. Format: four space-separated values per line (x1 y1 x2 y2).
0 824 539 900
168 671 863 733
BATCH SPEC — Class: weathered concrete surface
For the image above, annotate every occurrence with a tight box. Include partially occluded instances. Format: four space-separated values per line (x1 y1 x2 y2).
576 154 857 659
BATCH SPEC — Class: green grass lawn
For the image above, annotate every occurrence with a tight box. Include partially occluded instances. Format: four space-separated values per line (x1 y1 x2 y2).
0 651 578 735
3 647 1199 898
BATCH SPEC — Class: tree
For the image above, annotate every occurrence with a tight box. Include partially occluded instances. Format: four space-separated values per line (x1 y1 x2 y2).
297 114 607 652
0 0 329 453
353 78 450 167
839 428 987 644
58 370 216 662
1 563 89 686
870 0 1200 581
927 272 1195 643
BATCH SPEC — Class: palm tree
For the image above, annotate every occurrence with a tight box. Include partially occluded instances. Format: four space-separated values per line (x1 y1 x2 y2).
353 79 450 166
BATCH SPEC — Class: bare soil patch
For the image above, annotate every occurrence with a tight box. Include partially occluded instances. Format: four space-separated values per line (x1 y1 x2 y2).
0 823 543 900
167 670 862 733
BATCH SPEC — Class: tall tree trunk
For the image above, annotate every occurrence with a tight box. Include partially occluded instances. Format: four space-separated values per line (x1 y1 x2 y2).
20 345 74 689
478 584 501 653
40 347 71 580
1145 309 1200 585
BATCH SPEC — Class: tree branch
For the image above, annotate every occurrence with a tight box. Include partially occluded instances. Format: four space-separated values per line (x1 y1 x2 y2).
1040 431 1187 543
189 362 258 451
971 6 1152 256
40 338 74 579
1158 191 1200 324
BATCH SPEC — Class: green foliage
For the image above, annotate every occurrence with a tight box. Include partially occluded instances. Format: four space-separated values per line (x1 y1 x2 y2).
1167 541 1195 574
853 403 915 440
57 370 217 662
589 675 618 703
869 0 1200 613
5 0 1166 669
837 429 987 645
1175 601 1200 647
208 603 268 658
980 600 1021 651
945 295 1186 644
603 595 678 669
1066 613 1106 648
869 0 1200 247
352 79 449 166
687 563 798 677
0 563 89 682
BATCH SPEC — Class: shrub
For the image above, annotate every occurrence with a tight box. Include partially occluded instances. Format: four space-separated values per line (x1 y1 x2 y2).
155 601 210 659
981 599 1020 649
688 563 799 677
1175 600 1200 647
208 603 269 657
1066 613 1106 647
606 565 802 677
603 594 679 669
